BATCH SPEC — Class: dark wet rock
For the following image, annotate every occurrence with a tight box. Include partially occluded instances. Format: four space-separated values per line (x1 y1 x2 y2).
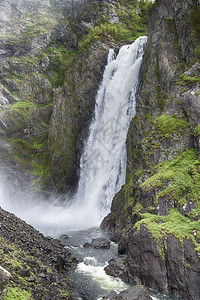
118 240 128 255
20 269 31 278
104 286 151 300
126 225 168 292
60 234 69 240
83 242 91 248
91 237 111 249
104 255 129 282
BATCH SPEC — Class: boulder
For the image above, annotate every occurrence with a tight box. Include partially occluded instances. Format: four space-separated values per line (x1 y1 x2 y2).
104 255 129 282
83 242 91 248
91 238 111 249
103 286 151 300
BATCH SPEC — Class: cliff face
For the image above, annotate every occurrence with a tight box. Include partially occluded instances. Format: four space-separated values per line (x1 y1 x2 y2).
41 0 149 193
0 0 69 190
46 41 113 192
0 0 148 193
0 0 111 192
102 0 200 299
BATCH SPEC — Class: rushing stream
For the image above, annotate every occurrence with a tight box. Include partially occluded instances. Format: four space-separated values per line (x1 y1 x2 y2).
61 228 182 300
0 37 183 300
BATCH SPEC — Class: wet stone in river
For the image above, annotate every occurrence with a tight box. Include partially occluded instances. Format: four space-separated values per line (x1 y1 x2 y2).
91 237 111 249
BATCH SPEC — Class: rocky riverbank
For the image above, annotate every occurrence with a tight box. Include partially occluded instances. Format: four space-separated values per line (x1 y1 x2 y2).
0 207 78 299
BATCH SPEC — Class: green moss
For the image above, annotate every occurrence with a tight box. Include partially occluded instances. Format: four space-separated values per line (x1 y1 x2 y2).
132 203 143 216
10 100 35 112
9 55 40 70
140 149 200 210
135 209 200 253
43 46 76 88
135 168 144 177
78 0 150 49
147 206 156 212
193 44 200 58
79 22 134 48
155 114 189 136
177 73 200 86
152 142 161 149
31 144 53 191
2 254 23 269
5 72 29 84
3 287 32 300
10 138 35 170
194 125 200 136
0 236 70 299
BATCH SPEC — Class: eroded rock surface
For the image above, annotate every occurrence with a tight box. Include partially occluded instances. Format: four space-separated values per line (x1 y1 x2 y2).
91 237 111 249
102 286 151 300
101 1 200 299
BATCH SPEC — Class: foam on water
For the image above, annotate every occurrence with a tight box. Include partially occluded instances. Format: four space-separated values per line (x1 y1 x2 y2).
76 261 129 292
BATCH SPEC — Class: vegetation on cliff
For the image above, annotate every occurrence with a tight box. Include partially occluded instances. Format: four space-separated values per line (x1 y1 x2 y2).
0 0 152 192
102 0 200 299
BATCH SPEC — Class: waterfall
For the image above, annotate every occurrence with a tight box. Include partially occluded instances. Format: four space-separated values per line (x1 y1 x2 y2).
0 36 147 235
73 36 147 222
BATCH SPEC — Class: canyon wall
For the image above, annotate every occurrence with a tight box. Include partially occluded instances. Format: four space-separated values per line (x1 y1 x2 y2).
102 1 200 299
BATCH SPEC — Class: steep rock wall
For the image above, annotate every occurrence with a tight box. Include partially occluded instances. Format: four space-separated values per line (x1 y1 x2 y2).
46 40 114 192
0 0 71 190
0 0 111 192
0 0 149 193
102 1 200 299
43 0 149 192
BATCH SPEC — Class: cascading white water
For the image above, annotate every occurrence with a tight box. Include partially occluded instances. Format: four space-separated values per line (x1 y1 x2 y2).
0 36 147 235
72 35 147 224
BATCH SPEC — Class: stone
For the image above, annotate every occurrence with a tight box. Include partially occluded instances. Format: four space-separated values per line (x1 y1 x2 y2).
91 238 111 249
104 255 129 282
20 269 31 277
127 225 168 292
27 276 36 283
107 286 151 300
83 242 91 248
